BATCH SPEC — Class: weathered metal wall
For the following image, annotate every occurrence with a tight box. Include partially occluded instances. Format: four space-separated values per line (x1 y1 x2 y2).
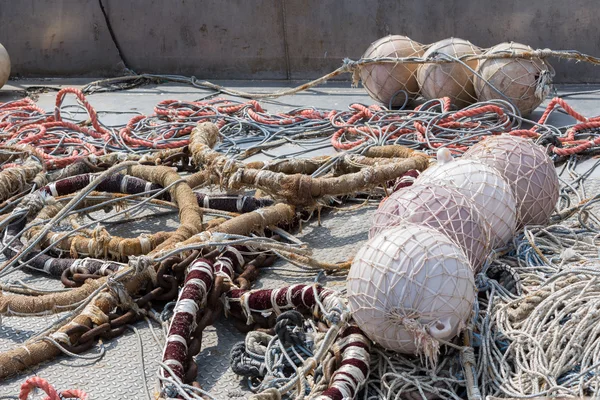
0 0 598 82
0 0 123 76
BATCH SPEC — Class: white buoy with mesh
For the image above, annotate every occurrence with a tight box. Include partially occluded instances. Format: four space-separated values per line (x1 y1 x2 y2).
463 134 559 227
416 148 517 249
0 43 9 89
474 42 553 116
359 35 424 107
347 223 475 364
370 184 489 271
416 37 481 108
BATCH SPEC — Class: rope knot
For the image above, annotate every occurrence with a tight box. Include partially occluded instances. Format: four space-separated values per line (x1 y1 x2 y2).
162 384 179 399
274 310 306 347
387 309 440 367
533 48 554 58
91 224 112 258
107 277 142 315
342 58 361 87
246 331 271 356
228 168 244 190
341 58 358 73
229 340 268 378
129 255 150 273
461 346 477 366
535 69 553 100
14 191 47 218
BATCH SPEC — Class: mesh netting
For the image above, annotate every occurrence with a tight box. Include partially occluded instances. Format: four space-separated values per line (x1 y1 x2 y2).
0 43 8 88
358 38 553 116
416 158 517 249
473 42 553 116
463 134 559 227
370 184 490 271
359 35 424 107
417 38 481 108
364 346 464 400
347 223 475 363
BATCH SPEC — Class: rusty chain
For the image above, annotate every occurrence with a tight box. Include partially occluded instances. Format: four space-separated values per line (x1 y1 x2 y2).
184 249 277 385
58 243 278 389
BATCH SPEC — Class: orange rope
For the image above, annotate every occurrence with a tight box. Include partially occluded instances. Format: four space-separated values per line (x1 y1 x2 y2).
1 88 599 166
330 96 600 156
19 376 88 400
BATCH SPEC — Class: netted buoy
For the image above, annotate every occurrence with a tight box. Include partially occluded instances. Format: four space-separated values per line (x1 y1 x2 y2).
416 150 517 249
0 43 10 89
417 38 481 108
370 184 489 271
463 135 559 227
474 42 553 116
359 35 424 107
347 223 475 362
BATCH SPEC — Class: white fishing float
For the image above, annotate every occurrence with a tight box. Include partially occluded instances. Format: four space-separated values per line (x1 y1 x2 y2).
359 35 424 107
463 134 559 227
417 37 481 108
347 223 475 363
370 184 490 271
0 43 9 89
416 148 517 249
474 42 553 116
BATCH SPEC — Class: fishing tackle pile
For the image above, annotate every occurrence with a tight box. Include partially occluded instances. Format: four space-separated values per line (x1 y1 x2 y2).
0 92 431 399
346 137 558 371
0 48 598 399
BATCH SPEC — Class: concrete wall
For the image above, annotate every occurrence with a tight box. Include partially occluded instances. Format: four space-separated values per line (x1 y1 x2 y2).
0 0 123 76
0 0 598 82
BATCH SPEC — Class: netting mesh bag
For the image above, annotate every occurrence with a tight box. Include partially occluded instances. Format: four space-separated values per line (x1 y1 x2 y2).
370 184 490 271
463 135 559 227
474 42 554 116
359 35 424 107
347 223 475 363
417 37 481 108
416 157 517 249
0 43 9 89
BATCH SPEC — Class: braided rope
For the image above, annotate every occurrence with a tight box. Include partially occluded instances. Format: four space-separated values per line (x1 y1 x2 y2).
19 376 88 400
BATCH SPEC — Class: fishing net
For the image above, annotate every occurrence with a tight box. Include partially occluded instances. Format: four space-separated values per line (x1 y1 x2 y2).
0 82 598 173
359 35 424 107
474 42 554 116
416 158 518 250
417 38 482 108
355 37 554 116
464 134 560 227
473 225 600 399
370 184 490 271
347 223 475 364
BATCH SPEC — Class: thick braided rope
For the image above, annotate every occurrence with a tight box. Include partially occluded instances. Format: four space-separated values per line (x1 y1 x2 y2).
19 376 88 400
161 258 214 380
